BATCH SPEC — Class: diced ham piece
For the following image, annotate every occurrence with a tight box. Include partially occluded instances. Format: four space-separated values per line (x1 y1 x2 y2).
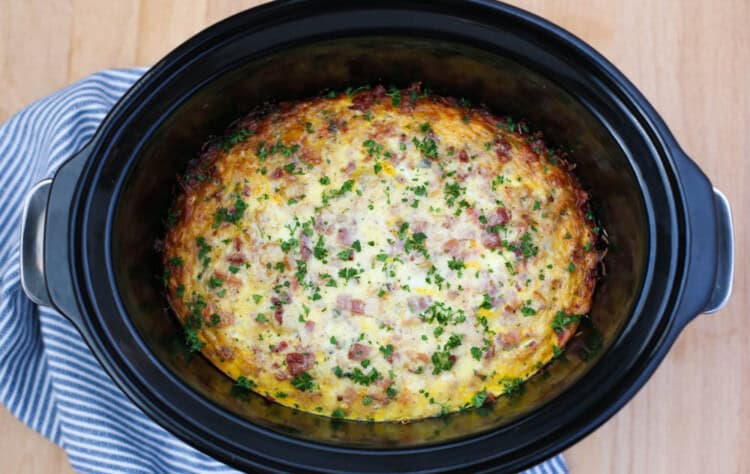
300 243 311 261
482 279 500 297
227 253 246 264
274 308 283 325
286 352 314 376
486 207 511 227
497 330 521 350
495 138 512 163
458 149 469 162
442 238 462 256
213 270 242 287
481 232 503 249
336 294 365 315
407 296 432 313
413 352 430 363
304 321 315 332
411 220 428 233
216 346 234 361
350 298 366 314
272 341 288 353
575 189 591 215
270 167 284 179
272 295 286 325
336 294 352 311
484 343 496 360
274 370 289 381
350 92 375 111
337 227 354 246
555 325 576 347
214 311 234 327
348 343 370 361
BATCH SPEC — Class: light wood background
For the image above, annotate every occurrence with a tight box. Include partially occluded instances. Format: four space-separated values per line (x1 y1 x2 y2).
1 1 747 473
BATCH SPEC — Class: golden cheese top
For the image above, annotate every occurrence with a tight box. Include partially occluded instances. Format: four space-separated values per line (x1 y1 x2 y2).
163 85 602 421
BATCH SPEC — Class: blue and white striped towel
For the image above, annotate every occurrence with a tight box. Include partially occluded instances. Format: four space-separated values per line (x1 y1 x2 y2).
0 69 568 474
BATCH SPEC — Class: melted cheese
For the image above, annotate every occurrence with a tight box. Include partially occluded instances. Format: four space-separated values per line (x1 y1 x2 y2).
163 86 602 421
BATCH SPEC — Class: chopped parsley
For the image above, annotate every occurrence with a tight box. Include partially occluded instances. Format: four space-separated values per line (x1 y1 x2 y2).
470 346 483 361
208 275 223 289
196 237 212 261
431 350 455 374
363 139 384 158
413 135 438 159
313 236 328 262
235 375 257 390
447 257 465 271
404 232 428 257
519 232 538 258
478 293 493 310
222 128 252 151
338 267 362 283
472 390 488 408
291 371 315 391
322 179 355 204
183 294 207 352
444 181 465 207
551 311 583 333
419 301 466 326
445 334 463 350
337 248 353 260
213 196 248 228
280 237 298 253
379 344 394 358
347 367 381 386
552 344 565 359
386 86 402 106
501 377 525 398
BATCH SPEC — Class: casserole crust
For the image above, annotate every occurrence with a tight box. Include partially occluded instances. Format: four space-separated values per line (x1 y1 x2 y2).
163 84 603 421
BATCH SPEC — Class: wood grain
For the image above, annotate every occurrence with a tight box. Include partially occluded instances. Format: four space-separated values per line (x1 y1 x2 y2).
0 1 746 472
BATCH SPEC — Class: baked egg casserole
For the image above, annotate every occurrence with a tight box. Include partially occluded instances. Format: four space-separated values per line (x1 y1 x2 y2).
163 84 603 421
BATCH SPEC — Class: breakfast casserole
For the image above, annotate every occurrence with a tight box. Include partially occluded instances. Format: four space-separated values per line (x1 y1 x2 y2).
163 83 603 421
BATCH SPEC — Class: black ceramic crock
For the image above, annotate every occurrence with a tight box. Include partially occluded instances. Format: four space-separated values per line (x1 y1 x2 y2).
19 1 734 472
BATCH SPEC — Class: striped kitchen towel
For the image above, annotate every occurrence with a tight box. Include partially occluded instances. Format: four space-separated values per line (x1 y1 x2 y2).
0 69 568 474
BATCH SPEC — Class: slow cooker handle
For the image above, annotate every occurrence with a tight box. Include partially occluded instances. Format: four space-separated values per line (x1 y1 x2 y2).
674 154 734 325
20 179 53 306
703 189 734 313
19 143 92 331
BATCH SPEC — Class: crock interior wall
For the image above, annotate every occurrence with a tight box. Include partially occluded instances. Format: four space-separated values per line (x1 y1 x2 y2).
111 37 647 447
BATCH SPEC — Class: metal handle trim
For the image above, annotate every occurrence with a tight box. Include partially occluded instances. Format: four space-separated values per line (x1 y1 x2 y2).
20 178 53 306
703 188 734 313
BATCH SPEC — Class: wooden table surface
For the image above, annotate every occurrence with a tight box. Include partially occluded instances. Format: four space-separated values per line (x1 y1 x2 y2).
1 1 747 472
